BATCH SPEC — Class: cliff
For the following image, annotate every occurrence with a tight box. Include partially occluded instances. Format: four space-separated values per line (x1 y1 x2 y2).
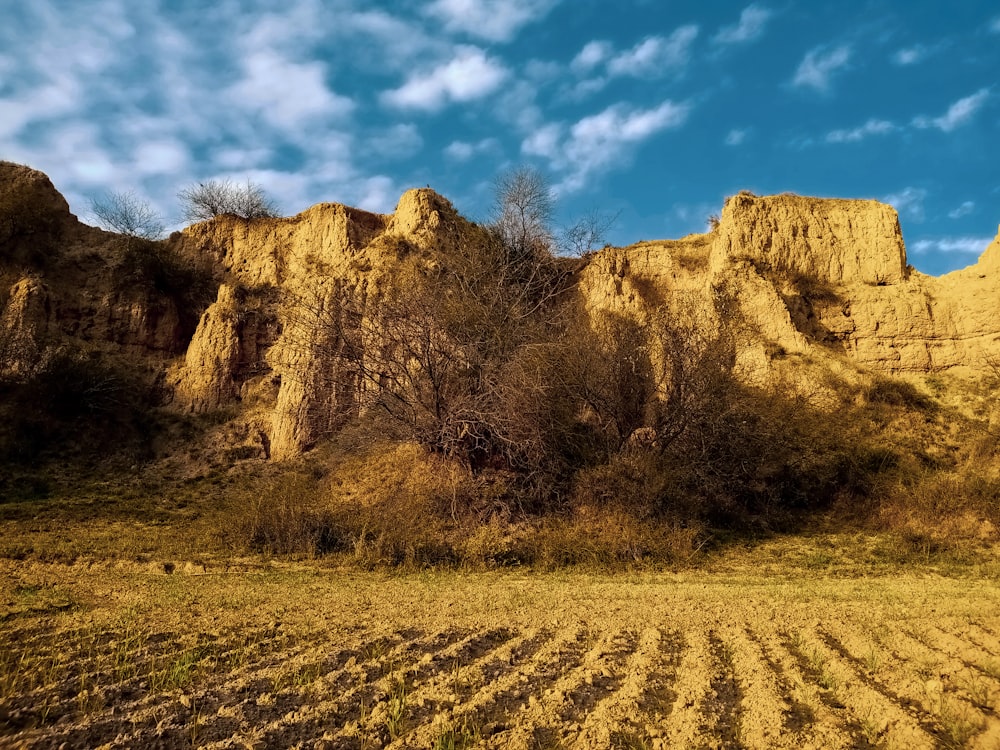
2 161 999 461
581 191 1000 377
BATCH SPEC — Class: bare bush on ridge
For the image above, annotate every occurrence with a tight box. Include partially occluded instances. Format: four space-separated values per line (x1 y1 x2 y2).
90 190 165 239
178 178 279 222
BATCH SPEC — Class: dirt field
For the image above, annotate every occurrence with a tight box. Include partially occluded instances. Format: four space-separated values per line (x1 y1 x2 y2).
3 554 1000 749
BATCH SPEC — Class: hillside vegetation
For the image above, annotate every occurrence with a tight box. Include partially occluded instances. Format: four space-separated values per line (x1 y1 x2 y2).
1 161 999 568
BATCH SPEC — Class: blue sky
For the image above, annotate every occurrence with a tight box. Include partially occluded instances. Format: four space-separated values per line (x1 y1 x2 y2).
2 1 998 275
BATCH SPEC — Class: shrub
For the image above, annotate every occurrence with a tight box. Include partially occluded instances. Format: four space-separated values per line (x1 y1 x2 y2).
512 512 703 569
878 470 1000 542
864 376 934 410
236 473 340 556
90 191 164 239
178 179 279 222
326 442 465 567
0 346 152 464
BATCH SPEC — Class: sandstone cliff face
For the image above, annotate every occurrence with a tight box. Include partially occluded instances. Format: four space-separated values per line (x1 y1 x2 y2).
173 284 242 412
166 187 466 457
4 161 1000 461
0 277 51 377
765 223 1000 373
578 192 1000 380
709 192 907 285
0 161 71 248
0 163 197 376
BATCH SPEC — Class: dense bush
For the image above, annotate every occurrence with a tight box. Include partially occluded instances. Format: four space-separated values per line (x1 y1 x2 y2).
0 346 153 464
228 440 706 568
864 376 934 410
235 472 341 556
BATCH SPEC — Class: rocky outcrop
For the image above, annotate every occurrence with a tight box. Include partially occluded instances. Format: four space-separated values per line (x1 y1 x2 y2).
173 284 242 412
819 251 1000 372
0 163 205 370
165 187 468 456
0 277 52 377
710 192 907 285
977 228 1000 274
172 203 386 288
0 161 72 246
579 193 1000 378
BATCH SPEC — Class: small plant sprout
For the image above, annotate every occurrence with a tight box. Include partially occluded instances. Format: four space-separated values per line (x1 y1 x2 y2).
936 697 986 749
433 717 480 750
863 645 882 673
385 674 408 740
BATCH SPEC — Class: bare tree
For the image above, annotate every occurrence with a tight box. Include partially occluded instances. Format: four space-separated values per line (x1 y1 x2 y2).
561 208 619 256
90 190 165 239
491 167 555 261
570 310 658 454
178 179 279 222
277 169 579 481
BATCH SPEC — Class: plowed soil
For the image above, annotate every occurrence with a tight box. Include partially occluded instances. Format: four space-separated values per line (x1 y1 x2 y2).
3 560 1000 749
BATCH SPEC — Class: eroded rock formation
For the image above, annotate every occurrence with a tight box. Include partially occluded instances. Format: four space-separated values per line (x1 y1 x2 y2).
3 161 999 460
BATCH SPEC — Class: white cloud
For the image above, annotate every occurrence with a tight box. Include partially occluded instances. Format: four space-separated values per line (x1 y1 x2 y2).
913 88 991 132
0 1 440 228
0 79 79 141
355 175 399 214
364 124 424 160
571 40 612 74
564 77 610 101
336 10 442 70
948 201 975 219
606 27 699 78
713 4 772 45
382 46 509 111
575 101 689 143
214 147 275 171
526 100 691 192
792 45 851 91
227 50 354 132
524 59 561 82
825 119 895 143
566 27 699 100
892 46 926 66
522 123 563 160
443 137 500 161
912 237 992 255
883 187 927 222
424 0 559 42
725 129 746 146
51 124 121 186
494 78 545 131
132 139 190 175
